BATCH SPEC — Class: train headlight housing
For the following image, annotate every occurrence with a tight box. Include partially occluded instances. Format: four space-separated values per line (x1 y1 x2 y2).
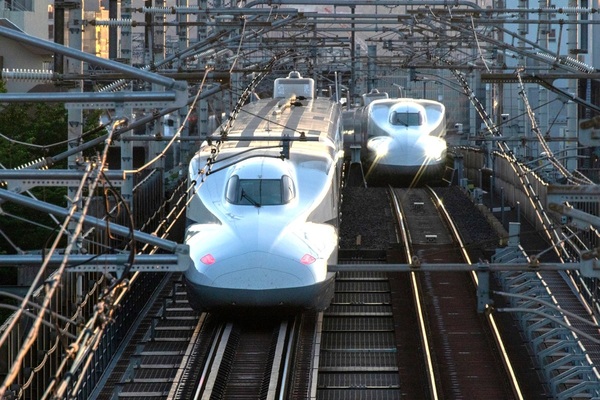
424 139 446 161
185 229 201 242
295 223 336 270
200 254 216 265
300 254 316 265
368 137 391 158
375 143 389 157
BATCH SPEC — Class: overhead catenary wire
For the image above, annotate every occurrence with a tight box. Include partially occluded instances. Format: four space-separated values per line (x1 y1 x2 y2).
3 2 600 396
20 90 227 394
0 165 94 398
123 65 213 176
0 122 109 150
52 178 192 397
514 68 592 185
0 116 125 398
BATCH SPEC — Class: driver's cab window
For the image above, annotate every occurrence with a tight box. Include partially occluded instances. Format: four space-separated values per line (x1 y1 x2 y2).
226 175 296 206
391 111 423 126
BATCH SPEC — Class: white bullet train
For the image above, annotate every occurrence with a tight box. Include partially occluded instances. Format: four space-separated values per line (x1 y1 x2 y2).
353 90 447 183
184 72 343 312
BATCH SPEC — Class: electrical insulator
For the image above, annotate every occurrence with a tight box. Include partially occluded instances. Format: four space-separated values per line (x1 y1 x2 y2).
98 79 129 93
552 7 593 14
142 6 199 14
173 7 200 13
16 158 45 170
142 6 173 14
561 57 595 73
2 68 53 81
94 19 134 27
535 52 555 62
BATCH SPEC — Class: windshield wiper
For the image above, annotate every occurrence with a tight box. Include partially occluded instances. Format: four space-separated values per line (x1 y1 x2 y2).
241 189 261 207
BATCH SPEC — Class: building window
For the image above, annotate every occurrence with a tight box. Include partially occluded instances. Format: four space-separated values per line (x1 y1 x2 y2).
48 25 54 40
580 0 589 53
48 4 54 19
6 0 34 12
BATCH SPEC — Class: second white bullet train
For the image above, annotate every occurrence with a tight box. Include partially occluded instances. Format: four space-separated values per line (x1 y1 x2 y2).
352 90 447 183
184 72 343 312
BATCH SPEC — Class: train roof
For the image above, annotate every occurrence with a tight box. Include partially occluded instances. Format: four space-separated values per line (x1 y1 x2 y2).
208 96 341 162
228 97 338 138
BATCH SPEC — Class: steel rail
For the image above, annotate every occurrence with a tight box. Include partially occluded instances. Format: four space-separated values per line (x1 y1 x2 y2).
195 319 292 400
426 185 524 400
190 322 227 399
388 185 439 400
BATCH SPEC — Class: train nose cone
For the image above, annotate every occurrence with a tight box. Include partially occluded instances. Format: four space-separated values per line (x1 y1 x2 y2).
211 253 306 289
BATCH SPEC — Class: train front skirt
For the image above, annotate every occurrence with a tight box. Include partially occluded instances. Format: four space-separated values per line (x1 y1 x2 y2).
185 271 336 312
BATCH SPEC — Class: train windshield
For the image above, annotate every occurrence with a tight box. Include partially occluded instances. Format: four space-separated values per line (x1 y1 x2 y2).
226 175 295 206
390 111 423 127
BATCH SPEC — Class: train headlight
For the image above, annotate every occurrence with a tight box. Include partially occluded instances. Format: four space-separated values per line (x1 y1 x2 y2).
375 143 389 157
369 137 391 157
424 140 446 161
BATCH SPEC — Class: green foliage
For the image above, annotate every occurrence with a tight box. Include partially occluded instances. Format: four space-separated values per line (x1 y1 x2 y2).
0 91 109 253
0 102 68 168
0 102 71 250
0 100 107 168
0 101 69 252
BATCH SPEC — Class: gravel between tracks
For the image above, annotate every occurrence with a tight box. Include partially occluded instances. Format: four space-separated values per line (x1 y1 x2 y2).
340 186 392 250
340 185 501 259
432 186 501 259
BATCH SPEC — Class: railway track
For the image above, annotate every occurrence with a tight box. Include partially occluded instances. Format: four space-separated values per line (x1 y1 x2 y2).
92 273 300 399
196 316 296 399
317 187 402 399
392 186 521 398
331 186 524 399
91 185 569 399
433 185 600 399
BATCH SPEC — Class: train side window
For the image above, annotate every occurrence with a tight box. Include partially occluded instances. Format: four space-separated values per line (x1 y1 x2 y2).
226 175 240 203
281 175 295 203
